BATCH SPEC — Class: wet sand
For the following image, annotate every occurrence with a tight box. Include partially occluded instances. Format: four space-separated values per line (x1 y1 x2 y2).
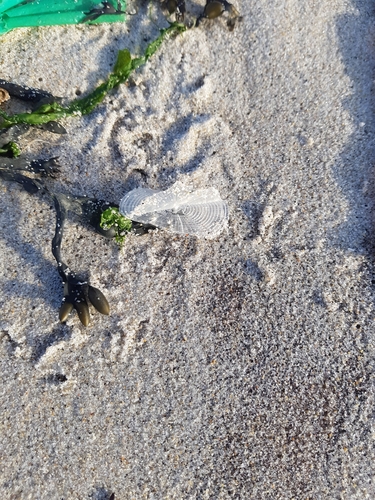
1 1 375 498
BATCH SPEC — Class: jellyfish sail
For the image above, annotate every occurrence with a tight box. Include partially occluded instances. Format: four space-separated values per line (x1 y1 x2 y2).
119 183 229 239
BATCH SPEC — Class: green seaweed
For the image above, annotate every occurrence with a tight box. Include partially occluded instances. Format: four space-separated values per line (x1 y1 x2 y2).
0 140 21 157
0 22 186 129
100 207 132 245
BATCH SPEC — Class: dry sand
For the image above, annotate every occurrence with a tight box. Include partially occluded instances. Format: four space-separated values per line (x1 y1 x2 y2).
1 0 375 498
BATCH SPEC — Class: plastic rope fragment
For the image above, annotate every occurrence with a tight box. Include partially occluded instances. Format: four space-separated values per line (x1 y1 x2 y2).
0 0 126 35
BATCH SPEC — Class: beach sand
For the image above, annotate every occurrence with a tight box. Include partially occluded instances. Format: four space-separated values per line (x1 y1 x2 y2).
1 0 375 498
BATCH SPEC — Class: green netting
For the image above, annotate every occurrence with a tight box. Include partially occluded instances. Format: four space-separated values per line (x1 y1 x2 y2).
0 0 126 35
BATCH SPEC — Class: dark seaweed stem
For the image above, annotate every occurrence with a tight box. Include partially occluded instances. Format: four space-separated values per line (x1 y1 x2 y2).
0 156 59 192
51 194 91 326
0 22 187 129
0 168 43 194
0 160 112 325
0 156 60 176
0 79 55 104
51 193 112 326
52 194 70 282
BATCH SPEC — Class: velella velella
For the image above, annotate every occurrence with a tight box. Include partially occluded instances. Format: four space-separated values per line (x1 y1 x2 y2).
119 182 229 238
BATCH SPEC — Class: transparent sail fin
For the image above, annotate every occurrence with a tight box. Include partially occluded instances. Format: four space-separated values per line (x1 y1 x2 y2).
119 183 228 239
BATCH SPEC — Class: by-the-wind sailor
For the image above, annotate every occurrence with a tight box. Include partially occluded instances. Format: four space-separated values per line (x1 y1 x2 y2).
119 183 229 239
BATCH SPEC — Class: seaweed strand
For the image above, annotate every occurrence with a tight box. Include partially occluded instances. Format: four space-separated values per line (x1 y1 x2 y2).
0 22 186 129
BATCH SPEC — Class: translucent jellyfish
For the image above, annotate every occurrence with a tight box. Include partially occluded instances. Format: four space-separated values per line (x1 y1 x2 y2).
119 182 229 239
